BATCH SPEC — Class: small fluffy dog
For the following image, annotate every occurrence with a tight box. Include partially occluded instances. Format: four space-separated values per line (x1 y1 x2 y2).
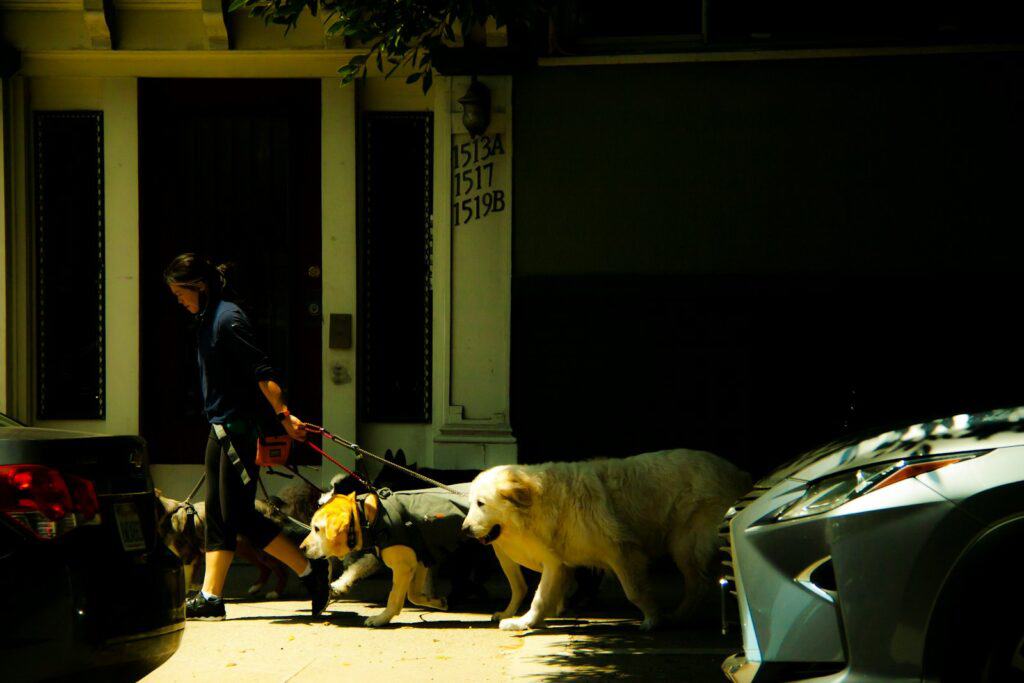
301 487 521 627
462 448 750 631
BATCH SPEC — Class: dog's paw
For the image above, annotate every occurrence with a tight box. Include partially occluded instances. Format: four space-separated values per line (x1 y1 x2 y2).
639 616 660 631
246 583 265 596
364 613 393 628
491 610 516 622
330 578 352 596
265 590 280 600
499 617 534 631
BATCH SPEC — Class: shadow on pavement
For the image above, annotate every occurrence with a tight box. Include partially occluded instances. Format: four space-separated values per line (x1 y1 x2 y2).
521 618 738 682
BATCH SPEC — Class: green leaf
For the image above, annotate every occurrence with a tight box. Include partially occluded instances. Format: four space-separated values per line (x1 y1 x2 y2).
227 0 247 12
326 19 345 36
421 70 433 94
405 71 422 84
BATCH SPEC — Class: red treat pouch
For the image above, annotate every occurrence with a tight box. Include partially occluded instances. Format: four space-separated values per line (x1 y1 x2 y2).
256 435 291 467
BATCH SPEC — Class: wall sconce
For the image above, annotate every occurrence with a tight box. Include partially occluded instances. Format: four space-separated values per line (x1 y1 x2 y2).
458 77 491 138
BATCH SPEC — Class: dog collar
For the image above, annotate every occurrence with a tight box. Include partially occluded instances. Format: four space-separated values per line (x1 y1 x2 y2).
356 494 384 557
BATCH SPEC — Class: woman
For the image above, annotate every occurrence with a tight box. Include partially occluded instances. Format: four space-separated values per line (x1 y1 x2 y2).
165 253 328 620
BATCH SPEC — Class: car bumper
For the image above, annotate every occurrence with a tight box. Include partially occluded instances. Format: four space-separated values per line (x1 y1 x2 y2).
0 536 185 681
722 476 972 682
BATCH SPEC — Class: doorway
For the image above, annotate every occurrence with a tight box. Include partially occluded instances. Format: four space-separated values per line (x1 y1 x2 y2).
139 79 322 464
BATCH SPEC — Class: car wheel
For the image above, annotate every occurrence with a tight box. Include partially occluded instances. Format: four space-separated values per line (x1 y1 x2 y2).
939 603 1024 683
977 627 1024 683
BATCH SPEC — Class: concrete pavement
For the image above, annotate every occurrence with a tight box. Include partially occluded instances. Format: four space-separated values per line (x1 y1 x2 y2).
143 564 736 682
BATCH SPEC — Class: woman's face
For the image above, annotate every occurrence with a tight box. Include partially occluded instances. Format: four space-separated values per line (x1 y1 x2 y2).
168 283 204 314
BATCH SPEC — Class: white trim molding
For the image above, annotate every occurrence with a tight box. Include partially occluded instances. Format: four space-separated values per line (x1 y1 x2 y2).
18 50 368 77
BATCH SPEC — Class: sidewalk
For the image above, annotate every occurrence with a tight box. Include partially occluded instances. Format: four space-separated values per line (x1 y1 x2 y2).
143 563 736 682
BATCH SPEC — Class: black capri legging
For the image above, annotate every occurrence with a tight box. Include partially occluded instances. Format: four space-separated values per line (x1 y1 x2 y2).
204 423 280 552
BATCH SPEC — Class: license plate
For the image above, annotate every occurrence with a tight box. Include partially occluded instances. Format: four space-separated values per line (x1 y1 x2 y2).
114 503 146 552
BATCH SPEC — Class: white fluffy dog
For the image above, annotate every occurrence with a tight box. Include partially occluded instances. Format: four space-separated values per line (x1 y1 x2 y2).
462 448 750 631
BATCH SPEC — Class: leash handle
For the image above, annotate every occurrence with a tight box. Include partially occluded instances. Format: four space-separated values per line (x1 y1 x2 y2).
303 423 461 496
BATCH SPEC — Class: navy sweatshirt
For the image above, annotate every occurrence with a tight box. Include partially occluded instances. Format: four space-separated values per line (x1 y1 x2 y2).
197 299 280 425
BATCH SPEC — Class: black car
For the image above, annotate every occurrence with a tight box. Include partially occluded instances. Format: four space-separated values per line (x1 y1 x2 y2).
0 412 185 682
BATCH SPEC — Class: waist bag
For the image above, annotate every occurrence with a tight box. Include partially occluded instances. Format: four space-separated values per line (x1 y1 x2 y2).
255 435 291 467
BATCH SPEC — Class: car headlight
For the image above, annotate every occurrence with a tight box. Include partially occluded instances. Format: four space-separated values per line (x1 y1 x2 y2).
772 451 988 522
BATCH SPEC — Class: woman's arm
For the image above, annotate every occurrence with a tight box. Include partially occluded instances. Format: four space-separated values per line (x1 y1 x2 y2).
258 379 307 441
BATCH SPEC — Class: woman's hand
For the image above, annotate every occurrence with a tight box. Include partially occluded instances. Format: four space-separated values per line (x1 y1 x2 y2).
282 414 308 442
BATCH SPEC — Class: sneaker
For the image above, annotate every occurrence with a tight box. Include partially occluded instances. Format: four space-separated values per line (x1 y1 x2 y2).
300 558 329 616
185 592 226 621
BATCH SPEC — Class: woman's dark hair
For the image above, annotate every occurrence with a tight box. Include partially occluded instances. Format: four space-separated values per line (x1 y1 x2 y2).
163 253 230 299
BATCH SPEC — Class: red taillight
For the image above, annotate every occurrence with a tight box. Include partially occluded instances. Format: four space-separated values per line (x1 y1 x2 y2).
65 474 99 521
0 464 73 520
0 465 99 539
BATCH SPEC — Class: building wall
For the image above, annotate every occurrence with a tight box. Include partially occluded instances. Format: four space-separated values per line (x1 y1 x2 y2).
2 71 362 497
512 53 1024 472
28 77 140 435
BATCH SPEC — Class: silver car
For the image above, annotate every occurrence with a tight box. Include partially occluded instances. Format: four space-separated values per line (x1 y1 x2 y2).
721 406 1024 683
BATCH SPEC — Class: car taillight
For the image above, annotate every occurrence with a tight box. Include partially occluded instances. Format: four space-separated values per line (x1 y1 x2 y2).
64 473 99 521
0 464 99 540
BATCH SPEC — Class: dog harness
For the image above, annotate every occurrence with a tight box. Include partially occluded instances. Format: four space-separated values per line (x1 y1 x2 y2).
358 488 470 567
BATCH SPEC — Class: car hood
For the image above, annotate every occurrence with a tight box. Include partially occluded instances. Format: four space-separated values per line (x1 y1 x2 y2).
758 405 1024 487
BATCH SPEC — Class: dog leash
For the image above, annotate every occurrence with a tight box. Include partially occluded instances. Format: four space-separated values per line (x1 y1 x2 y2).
300 436 382 494
255 475 314 533
302 423 462 496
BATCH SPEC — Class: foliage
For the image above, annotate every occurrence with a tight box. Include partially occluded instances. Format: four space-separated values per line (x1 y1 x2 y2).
228 0 553 92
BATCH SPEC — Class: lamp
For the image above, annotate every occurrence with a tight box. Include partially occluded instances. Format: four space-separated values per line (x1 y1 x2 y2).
458 77 491 138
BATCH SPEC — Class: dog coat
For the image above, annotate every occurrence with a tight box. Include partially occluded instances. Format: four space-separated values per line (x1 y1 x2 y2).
360 488 469 567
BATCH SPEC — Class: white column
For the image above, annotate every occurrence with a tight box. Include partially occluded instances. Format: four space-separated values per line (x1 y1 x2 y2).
320 78 359 486
6 76 31 422
1 78 7 415
431 75 517 469
102 78 140 435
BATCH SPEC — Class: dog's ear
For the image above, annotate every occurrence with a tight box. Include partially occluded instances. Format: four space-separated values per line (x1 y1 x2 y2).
323 510 342 542
498 469 535 508
157 494 178 517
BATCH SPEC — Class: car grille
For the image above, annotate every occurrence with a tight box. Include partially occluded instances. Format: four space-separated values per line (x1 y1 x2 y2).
719 486 769 634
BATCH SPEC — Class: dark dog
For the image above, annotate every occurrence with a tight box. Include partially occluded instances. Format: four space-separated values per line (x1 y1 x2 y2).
154 480 320 598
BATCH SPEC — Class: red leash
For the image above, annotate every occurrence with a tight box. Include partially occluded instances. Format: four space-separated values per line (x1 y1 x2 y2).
300 433 377 493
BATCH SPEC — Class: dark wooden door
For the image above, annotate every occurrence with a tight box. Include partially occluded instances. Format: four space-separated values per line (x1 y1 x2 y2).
139 79 321 464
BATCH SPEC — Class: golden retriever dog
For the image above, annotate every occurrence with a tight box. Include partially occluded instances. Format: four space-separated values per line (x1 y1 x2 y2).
461 448 750 631
300 488 522 627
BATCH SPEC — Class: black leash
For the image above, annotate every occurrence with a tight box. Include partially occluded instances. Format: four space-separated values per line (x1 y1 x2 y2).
303 424 461 496
256 475 313 533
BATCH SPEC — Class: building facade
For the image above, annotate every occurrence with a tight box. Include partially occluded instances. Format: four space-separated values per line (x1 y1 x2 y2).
1 7 516 496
